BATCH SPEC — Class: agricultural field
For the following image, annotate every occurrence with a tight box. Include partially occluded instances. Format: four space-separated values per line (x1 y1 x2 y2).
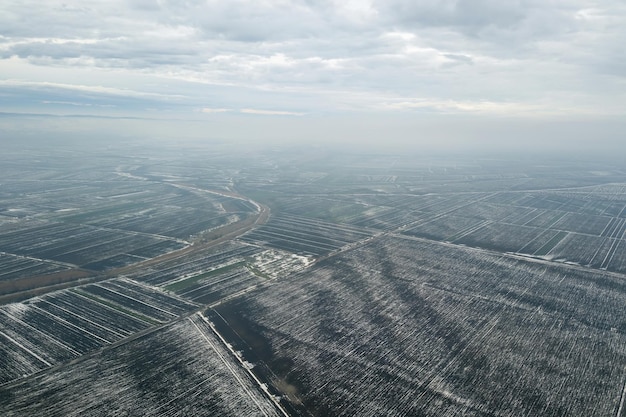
0 149 261 299
211 236 626 416
400 185 626 272
240 214 373 256
129 242 262 286
237 153 626 275
0 314 285 417
0 179 252 273
129 241 310 305
3 143 626 416
0 252 72 283
0 277 197 385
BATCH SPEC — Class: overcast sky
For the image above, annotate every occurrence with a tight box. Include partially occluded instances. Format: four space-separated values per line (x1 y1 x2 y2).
1 0 625 148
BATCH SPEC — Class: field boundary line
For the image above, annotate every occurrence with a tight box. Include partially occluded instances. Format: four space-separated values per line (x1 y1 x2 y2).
616 367 626 417
190 313 289 417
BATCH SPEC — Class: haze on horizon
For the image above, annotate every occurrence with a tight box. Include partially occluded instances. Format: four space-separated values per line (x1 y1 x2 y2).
1 0 625 151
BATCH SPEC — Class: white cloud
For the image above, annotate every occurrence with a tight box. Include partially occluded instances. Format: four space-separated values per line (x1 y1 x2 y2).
240 109 304 116
0 0 624 121
201 108 232 113
0 79 184 99
41 100 116 108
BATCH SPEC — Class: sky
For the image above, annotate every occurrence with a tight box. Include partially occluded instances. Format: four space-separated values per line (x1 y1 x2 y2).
1 0 625 149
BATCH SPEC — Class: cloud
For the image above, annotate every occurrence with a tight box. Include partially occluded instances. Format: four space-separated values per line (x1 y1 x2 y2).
0 79 183 100
201 108 232 113
240 108 305 116
443 53 473 64
41 100 116 108
0 0 623 122
376 0 526 31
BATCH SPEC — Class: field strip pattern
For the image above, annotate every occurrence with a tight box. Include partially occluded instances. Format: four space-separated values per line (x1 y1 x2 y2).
240 214 373 256
189 313 287 417
0 278 198 386
213 235 626 416
0 318 285 416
